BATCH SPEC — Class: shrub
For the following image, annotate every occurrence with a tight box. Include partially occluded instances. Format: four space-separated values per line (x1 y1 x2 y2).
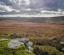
34 46 64 55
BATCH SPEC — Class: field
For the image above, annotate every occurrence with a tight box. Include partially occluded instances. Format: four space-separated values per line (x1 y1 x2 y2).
0 19 64 38
0 18 64 55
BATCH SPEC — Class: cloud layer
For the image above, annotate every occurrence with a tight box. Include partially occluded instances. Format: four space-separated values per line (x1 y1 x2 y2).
0 0 64 12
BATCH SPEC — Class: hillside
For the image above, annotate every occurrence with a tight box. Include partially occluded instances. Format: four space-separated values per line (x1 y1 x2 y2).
0 16 64 24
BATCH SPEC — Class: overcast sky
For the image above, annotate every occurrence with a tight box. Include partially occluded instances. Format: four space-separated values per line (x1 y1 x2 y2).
0 0 64 12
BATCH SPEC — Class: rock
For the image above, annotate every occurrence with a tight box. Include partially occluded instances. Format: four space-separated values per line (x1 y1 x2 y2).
60 41 64 44
20 38 29 43
8 38 33 52
8 39 24 49
61 48 64 51
26 41 33 52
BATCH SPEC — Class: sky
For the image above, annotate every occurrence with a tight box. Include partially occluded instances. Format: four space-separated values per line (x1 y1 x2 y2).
0 0 64 12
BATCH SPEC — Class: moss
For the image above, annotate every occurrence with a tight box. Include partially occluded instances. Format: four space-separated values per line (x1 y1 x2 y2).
0 40 8 48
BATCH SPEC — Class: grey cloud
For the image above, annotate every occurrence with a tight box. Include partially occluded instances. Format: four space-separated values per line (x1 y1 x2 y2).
0 0 64 12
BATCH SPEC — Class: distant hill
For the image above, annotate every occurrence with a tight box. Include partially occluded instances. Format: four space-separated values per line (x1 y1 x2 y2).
0 16 64 24
28 16 64 24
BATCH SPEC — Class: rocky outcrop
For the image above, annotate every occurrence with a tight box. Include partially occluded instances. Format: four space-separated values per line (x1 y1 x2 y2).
8 38 33 52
